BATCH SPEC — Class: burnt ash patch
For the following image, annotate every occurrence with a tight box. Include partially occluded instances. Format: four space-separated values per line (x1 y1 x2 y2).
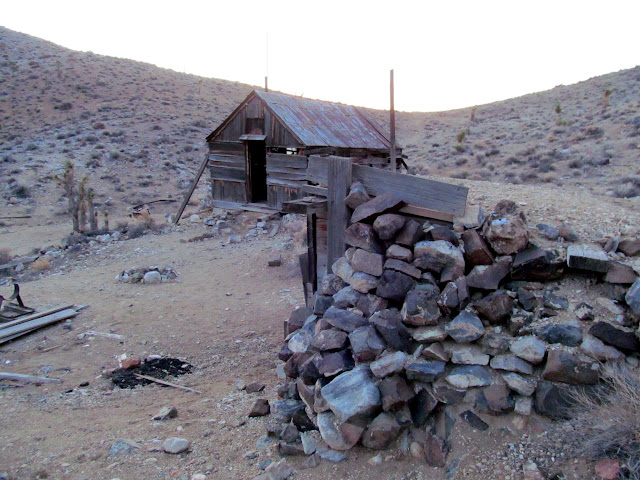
111 358 193 389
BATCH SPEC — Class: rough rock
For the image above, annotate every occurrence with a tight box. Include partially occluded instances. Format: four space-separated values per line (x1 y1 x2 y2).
595 458 621 480
350 249 384 276
395 219 423 246
143 271 162 284
445 366 492 388
322 274 347 296
567 244 609 273
511 247 565 281
626 278 640 315
483 212 529 255
278 443 305 456
386 244 413 263
580 335 625 361
544 291 569 310
490 354 534 375
411 326 448 343
401 287 442 326
332 257 354 283
405 360 446 382
502 373 537 396
478 332 511 356
153 406 178 420
424 432 448 468
559 223 579 242
515 396 533 416
349 326 386 362
249 399 271 417
605 262 638 284
534 380 574 418
523 461 545 480
318 350 354 377
429 225 459 246
432 382 466 404
313 294 333 316
474 291 513 323
321 365 381 423
376 270 416 302
316 412 361 451
384 258 422 279
323 307 369 333
370 351 408 378
345 182 370 209
379 375 415 411
537 323 583 347
542 349 599 384
510 336 546 364
361 413 402 450
476 383 515 415
460 410 489 431
356 294 388 318
246 382 266 393
351 193 404 223
373 214 406 240
163 437 190 454
345 223 383 253
536 223 559 240
332 286 360 308
311 329 348 351
349 272 379 294
449 344 490 365
288 328 314 353
444 311 485 343
589 321 639 352
618 237 640 256
422 342 451 362
461 229 494 266
268 252 283 267
413 240 465 273
370 309 411 351
466 260 512 290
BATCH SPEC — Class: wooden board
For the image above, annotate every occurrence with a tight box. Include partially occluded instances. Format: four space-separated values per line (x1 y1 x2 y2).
0 304 74 330
267 184 305 210
208 153 244 168
208 142 244 155
0 308 79 344
210 165 246 182
327 157 352 268
211 179 247 203
266 153 308 169
306 156 468 217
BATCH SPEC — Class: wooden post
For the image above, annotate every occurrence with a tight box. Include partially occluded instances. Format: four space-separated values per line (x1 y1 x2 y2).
307 212 317 293
174 152 210 225
327 156 352 268
390 69 397 171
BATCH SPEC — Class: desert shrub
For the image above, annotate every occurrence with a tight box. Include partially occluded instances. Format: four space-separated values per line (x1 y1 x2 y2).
454 158 468 166
56 102 73 111
584 125 604 138
568 159 584 169
505 156 521 165
452 170 469 179
12 184 30 198
520 172 539 182
454 144 465 153
486 148 500 157
0 248 11 264
613 177 640 198
191 119 208 128
456 131 466 144
25 143 39 151
563 363 640 479
93 122 105 130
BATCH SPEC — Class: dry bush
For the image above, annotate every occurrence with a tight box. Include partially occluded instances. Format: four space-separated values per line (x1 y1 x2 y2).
564 362 640 479
0 248 11 264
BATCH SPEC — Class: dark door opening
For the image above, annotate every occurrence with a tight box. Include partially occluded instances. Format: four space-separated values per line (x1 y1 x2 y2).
247 140 267 203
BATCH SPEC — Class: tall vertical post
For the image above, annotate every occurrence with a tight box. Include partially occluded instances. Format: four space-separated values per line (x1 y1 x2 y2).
390 69 397 171
327 156 352 268
265 76 268 92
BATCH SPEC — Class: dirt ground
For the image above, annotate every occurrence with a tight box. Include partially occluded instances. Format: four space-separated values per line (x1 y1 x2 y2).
1 178 638 480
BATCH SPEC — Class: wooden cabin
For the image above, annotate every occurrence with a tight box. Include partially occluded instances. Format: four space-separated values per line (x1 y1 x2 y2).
205 90 403 210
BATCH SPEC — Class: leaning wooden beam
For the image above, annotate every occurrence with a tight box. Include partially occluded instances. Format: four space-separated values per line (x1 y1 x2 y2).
133 373 201 394
0 256 39 271
173 152 211 225
0 372 62 384
0 308 79 343
327 156 352 268
0 304 74 331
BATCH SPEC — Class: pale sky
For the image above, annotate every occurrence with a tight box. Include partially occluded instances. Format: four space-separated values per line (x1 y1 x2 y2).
2 0 639 112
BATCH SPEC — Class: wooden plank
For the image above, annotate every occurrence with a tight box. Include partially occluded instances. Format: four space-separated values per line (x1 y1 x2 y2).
0 256 39 270
208 142 244 154
266 165 307 175
307 212 318 296
0 309 79 342
0 304 74 330
299 253 312 308
306 156 468 216
266 154 308 169
267 178 307 187
301 185 328 197
174 152 210 225
133 373 201 394
0 372 62 384
398 205 454 223
327 157 352 268
208 154 244 167
210 166 246 182
267 171 307 182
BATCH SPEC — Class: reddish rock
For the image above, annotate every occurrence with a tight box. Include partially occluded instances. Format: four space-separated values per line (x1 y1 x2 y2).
249 399 271 417
466 259 512 290
379 375 415 411
351 192 404 224
542 349 599 384
345 181 370 209
605 262 638 284
512 246 565 281
483 210 529 255
429 225 459 246
395 219 423 246
474 291 513 323
373 214 406 240
386 244 413 263
424 432 447 467
618 237 640 256
345 223 383 253
350 249 384 276
361 413 403 450
376 270 416 302
461 229 494 266
595 458 620 480
384 258 422 279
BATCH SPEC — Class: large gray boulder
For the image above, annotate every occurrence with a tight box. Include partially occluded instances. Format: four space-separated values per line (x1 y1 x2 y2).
321 365 381 423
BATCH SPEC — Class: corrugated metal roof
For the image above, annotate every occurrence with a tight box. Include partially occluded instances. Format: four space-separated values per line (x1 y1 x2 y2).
254 90 391 150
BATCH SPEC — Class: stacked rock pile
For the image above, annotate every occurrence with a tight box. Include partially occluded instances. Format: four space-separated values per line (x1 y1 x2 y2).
270 185 640 466
116 265 177 284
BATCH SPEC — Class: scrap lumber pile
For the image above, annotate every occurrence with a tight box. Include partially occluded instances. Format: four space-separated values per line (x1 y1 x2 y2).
0 304 81 345
269 190 640 465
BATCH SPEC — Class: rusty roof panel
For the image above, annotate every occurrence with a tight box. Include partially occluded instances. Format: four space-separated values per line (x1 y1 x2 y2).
254 90 390 149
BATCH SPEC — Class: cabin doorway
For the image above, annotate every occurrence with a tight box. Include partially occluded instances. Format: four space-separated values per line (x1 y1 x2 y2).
246 140 267 203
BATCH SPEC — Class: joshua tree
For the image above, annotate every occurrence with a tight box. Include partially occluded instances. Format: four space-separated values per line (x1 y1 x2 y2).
55 161 91 233
602 89 612 109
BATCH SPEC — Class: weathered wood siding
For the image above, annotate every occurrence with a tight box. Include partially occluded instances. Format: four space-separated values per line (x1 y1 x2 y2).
266 152 308 209
209 141 246 203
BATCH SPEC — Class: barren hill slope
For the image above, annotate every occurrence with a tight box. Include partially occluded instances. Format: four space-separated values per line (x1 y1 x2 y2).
0 25 639 221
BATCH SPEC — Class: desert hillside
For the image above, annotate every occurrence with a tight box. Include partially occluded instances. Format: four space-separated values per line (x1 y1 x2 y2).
0 25 639 221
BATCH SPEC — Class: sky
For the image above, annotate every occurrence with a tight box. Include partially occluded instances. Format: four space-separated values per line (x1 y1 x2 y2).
2 0 639 112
